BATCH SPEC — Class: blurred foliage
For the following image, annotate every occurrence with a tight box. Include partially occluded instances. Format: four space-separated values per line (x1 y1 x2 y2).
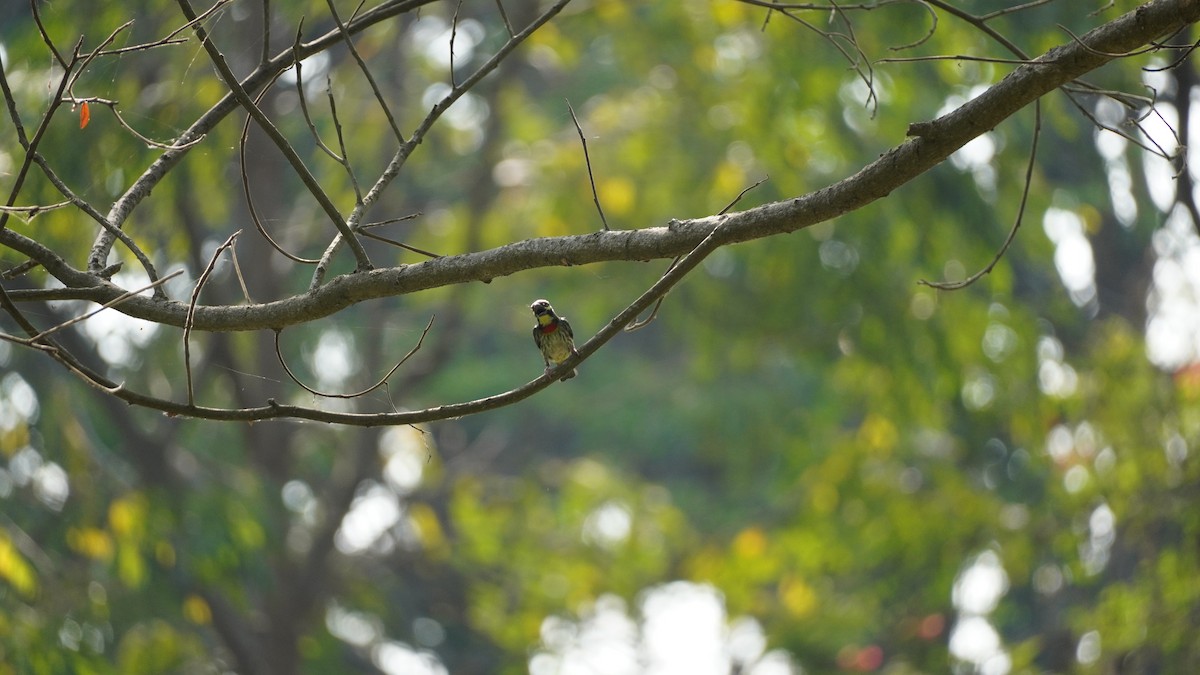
1 0 1198 674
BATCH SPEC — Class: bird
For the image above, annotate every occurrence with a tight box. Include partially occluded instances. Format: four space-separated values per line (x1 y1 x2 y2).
530 298 578 381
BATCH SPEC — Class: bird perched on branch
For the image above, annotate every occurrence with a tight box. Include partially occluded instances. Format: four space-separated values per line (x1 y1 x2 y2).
530 298 578 381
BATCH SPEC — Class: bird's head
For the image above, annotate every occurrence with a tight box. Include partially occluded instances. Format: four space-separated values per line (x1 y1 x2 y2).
530 299 558 325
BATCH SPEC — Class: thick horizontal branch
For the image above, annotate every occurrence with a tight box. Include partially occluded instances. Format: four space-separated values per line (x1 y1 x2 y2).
27 0 1200 333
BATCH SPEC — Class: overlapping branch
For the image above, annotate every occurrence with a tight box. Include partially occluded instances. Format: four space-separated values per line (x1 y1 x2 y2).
0 0 1196 426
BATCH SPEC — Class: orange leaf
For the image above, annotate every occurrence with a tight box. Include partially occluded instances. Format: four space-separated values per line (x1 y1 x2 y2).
79 101 90 129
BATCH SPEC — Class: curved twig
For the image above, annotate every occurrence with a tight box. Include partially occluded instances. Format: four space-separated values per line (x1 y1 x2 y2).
176 0 373 272
324 0 405 144
273 314 435 398
0 59 163 287
30 0 68 69
309 0 575 290
64 97 207 150
34 213 737 425
292 23 345 163
625 176 768 332
920 102 1042 290
184 231 241 406
86 0 441 271
239 70 321 264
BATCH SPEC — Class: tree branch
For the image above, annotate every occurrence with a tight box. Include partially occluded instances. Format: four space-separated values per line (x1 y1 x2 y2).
86 0 439 271
32 0 1200 334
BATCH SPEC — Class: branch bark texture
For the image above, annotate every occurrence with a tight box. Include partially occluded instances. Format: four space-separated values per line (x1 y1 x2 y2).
27 0 1196 333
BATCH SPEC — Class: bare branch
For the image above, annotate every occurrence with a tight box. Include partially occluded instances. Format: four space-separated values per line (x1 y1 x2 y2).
0 48 74 233
185 232 242 406
2 260 42 280
325 77 364 204
920 103 1042 290
309 0 575 290
63 97 206 150
4 0 1196 427
86 0 438 271
292 24 345 163
358 230 442 259
323 0 405 143
362 213 422 229
24 146 163 286
23 210 738 426
273 315 435 398
239 71 321 265
66 21 136 99
719 176 769 216
495 0 515 37
261 0 271 65
626 177 768 333
30 0 68 69
175 0 373 272
450 0 464 87
31 271 184 342
31 0 1194 337
566 99 611 231
0 201 71 222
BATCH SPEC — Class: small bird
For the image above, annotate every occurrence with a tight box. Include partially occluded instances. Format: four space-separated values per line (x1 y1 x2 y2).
530 298 578 381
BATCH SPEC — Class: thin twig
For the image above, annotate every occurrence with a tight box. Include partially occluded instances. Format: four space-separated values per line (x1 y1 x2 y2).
30 0 67 69
228 243 253 304
239 70 321 264
184 232 241 405
161 0 237 43
719 176 769 215
978 0 1056 22
358 230 442 258
566 99 610 231
0 201 71 221
61 97 206 150
291 23 345 162
1057 23 1173 60
96 37 190 56
626 177 769 332
87 0 444 270
450 0 464 87
0 43 77 233
0 56 163 288
622 256 678 333
66 21 135 99
1064 87 1174 160
888 1 938 52
274 315 435 398
31 270 184 342
176 0 373 272
737 0 884 113
326 76 364 204
1144 35 1200 71
920 103 1042 290
1 260 41 280
26 148 164 287
310 0 575 290
879 54 1035 65
495 0 515 37
261 0 272 65
361 213 422 229
324 0 405 144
